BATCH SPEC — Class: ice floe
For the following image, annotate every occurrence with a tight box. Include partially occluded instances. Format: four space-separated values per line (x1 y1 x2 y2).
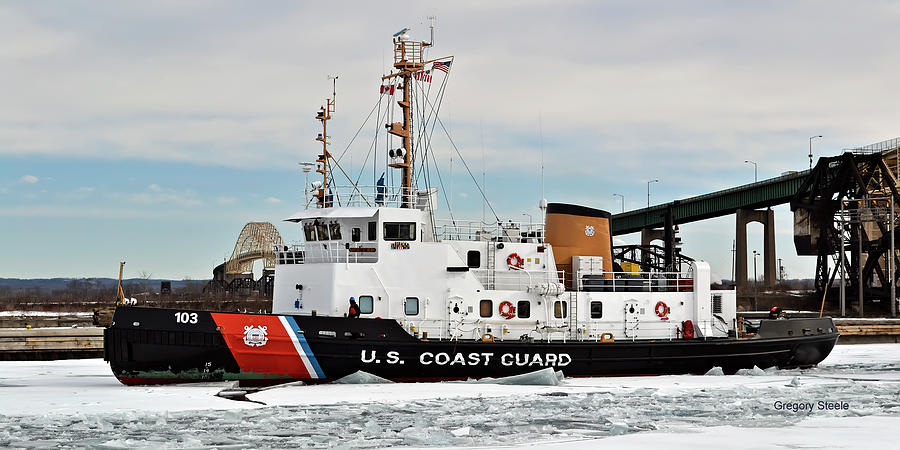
1 344 899 448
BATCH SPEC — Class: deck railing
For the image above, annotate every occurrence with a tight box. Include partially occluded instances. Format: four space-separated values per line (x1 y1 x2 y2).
434 220 545 243
470 268 564 291
275 242 378 265
398 317 729 342
576 271 695 292
310 185 426 209
847 137 900 155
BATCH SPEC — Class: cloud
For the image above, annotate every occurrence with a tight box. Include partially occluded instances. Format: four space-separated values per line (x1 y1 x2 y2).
265 197 282 204
1 1 897 175
216 196 237 205
113 184 202 208
57 186 95 201
19 174 38 184
0 205 158 218
0 6 77 60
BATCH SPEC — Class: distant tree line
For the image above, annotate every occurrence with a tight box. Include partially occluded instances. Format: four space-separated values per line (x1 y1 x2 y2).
0 277 270 313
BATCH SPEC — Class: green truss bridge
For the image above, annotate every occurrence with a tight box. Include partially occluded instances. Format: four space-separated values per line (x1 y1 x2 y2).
611 170 810 235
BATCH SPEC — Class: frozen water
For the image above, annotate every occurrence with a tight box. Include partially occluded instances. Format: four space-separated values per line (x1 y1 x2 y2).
334 371 393 384
466 367 560 386
703 366 724 376
734 365 767 376
1 344 900 448
450 426 471 437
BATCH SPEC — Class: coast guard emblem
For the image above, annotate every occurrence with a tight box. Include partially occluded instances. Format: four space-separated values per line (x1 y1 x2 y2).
243 325 269 347
585 225 595 237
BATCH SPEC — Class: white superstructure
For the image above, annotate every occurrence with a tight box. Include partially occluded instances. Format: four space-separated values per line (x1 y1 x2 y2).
273 199 736 343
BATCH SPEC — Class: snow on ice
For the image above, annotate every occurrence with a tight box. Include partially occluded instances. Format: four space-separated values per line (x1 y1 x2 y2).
1 344 899 448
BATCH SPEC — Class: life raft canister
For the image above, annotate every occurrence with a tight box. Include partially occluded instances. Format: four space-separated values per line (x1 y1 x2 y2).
655 301 670 320
499 300 517 319
506 253 524 269
682 320 695 339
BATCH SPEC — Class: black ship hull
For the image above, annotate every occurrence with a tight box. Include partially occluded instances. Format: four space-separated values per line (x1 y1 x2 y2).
104 306 839 385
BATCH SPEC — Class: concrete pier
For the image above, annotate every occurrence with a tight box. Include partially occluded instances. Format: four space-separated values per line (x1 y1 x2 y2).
0 327 103 360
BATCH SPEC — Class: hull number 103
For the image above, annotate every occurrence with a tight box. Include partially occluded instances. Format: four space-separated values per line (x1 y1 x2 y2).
175 312 198 324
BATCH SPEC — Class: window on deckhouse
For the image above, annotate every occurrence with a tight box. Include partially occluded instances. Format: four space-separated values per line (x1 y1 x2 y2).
480 300 493 317
405 297 419 315
517 300 531 318
590 301 603 319
359 296 374 314
384 222 416 241
304 223 317 241
554 301 567 318
467 250 481 268
329 222 342 240
316 221 329 240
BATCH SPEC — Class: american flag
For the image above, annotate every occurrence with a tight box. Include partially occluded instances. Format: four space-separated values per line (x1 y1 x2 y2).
432 60 452 73
414 70 432 83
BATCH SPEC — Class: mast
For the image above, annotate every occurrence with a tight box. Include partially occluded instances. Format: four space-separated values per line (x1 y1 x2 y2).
315 77 337 208
383 28 431 208
114 261 126 306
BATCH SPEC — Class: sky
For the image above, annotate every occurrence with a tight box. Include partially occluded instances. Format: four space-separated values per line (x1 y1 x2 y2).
2 0 899 281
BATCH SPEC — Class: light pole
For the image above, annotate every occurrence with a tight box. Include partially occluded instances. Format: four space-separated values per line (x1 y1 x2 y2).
613 193 624 213
522 213 533 226
647 180 659 209
777 257 784 282
744 160 758 183
752 250 759 286
809 135 823 169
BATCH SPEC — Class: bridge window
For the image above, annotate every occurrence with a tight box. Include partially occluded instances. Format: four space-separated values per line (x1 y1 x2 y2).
590 301 603 319
405 297 419 315
304 223 317 242
316 221 329 240
359 295 374 314
329 222 342 240
480 299 493 317
384 222 416 241
467 250 481 268
554 300 567 319
368 221 376 240
351 227 361 242
517 300 531 318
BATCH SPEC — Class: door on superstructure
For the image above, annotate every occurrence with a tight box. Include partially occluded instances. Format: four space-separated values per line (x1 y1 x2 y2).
447 295 467 339
624 300 640 338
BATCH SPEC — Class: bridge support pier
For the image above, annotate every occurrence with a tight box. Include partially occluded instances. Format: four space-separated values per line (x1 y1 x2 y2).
641 228 665 271
736 208 777 292
640 205 678 272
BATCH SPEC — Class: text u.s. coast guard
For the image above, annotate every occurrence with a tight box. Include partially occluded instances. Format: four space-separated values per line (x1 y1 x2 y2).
361 350 571 367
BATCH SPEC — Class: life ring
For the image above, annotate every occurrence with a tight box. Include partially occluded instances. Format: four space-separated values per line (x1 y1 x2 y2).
655 301 670 320
499 300 517 319
506 253 524 269
481 333 495 343
600 332 615 343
